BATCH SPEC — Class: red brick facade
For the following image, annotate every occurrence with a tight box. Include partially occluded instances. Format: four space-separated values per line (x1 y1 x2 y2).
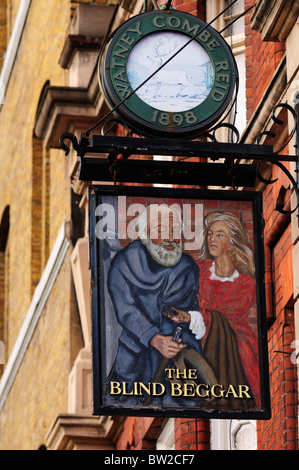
244 0 285 121
257 309 297 450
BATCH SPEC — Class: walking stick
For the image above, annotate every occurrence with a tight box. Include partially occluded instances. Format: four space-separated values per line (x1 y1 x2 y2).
143 326 182 406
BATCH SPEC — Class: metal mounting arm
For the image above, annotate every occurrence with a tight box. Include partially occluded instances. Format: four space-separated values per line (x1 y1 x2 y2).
60 103 299 222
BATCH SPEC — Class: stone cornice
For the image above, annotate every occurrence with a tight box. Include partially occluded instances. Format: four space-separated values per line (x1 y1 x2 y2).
241 55 287 144
33 69 105 148
251 0 299 41
58 35 104 70
45 415 124 450
33 2 118 148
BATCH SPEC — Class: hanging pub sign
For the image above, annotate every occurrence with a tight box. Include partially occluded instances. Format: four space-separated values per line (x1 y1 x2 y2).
89 185 271 419
99 9 238 138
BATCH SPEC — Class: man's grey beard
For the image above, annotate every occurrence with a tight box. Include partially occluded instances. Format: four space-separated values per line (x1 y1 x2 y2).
141 237 182 266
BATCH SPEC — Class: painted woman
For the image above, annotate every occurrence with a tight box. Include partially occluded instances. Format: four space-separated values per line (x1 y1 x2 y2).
196 210 260 408
166 210 260 409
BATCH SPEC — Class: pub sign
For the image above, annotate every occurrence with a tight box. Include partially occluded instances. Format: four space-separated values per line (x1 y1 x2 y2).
89 186 271 419
99 9 237 138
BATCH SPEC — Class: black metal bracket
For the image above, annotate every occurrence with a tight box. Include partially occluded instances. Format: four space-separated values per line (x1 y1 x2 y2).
254 103 299 222
60 103 299 220
296 102 299 221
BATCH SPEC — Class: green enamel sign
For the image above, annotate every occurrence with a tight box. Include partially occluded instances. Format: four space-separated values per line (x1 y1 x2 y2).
100 10 238 139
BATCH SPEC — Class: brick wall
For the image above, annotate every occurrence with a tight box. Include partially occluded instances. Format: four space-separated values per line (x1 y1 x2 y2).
175 418 210 450
115 416 210 450
245 30 285 122
257 309 298 450
172 0 205 19
0 0 75 449
242 0 298 448
116 417 166 449
257 174 298 449
244 0 285 122
0 260 73 450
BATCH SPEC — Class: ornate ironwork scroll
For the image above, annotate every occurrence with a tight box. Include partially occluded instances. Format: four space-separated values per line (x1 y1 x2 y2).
255 103 299 219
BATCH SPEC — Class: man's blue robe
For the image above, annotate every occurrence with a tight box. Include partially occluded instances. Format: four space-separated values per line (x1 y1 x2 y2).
104 240 201 407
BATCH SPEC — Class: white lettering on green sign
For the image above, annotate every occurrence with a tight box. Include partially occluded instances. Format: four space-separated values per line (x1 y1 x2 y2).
212 61 230 102
107 12 235 133
115 83 131 98
152 16 220 51
112 22 142 67
151 110 198 126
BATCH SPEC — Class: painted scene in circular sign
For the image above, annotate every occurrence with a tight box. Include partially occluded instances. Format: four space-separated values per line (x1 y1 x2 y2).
127 31 214 113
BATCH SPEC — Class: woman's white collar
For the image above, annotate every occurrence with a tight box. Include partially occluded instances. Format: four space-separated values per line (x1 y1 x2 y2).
209 261 239 282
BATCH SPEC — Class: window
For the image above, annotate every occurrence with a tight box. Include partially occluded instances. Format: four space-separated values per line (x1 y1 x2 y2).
223 0 246 133
31 133 51 294
0 205 10 375
223 0 245 37
206 0 246 136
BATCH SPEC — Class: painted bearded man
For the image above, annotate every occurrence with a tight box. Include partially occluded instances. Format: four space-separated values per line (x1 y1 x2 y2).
104 205 208 408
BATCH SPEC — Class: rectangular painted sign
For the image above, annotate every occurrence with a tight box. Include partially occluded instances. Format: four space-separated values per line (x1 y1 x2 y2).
89 186 270 419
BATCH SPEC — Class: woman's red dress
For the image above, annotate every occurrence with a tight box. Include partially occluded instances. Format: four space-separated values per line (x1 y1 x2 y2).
197 258 261 408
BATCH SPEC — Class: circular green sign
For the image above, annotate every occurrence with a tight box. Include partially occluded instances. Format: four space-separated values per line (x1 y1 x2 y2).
99 10 238 139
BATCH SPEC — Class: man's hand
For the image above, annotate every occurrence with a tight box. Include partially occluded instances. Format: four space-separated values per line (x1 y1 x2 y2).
151 334 186 359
